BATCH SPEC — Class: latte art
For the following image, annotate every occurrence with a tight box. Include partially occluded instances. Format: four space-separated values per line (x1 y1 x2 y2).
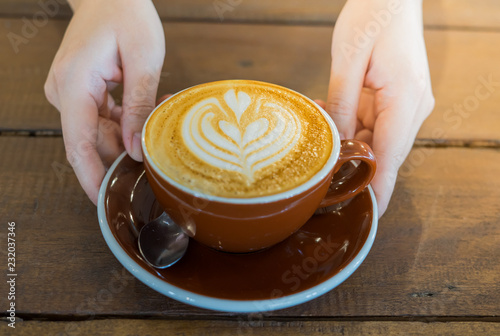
182 89 301 183
145 80 333 198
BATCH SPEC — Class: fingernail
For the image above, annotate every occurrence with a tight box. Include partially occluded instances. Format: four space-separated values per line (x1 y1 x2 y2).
132 132 143 161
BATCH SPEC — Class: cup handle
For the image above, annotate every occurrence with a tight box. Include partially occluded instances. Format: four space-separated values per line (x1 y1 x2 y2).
318 140 377 208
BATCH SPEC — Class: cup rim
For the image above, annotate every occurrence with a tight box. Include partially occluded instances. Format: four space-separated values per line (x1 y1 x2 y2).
142 80 340 204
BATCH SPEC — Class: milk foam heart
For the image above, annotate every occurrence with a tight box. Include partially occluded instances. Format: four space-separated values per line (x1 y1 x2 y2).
145 80 333 198
182 89 301 182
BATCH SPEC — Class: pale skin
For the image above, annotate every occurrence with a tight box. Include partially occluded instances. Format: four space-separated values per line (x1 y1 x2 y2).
45 0 434 217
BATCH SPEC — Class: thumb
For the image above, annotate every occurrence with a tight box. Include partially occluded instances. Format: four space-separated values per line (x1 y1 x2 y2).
122 65 162 161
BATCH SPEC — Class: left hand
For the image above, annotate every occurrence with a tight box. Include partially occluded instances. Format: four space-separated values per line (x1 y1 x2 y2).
316 0 435 217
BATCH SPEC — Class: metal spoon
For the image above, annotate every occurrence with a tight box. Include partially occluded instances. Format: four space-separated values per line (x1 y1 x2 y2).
138 212 189 269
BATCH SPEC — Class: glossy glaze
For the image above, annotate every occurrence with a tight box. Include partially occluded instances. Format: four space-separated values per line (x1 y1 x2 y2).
105 156 373 300
144 158 333 252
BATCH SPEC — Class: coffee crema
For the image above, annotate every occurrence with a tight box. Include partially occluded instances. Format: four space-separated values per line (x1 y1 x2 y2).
145 80 333 198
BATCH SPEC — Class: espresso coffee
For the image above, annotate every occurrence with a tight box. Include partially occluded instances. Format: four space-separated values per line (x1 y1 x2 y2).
145 80 333 198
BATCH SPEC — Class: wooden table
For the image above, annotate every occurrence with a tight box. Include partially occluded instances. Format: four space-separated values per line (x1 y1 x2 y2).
1 1 499 334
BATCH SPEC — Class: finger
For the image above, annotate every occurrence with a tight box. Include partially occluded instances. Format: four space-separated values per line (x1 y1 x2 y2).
369 88 422 217
354 89 376 142
110 104 123 124
355 118 364 134
357 88 376 131
157 94 172 106
121 51 164 162
106 92 123 124
97 92 112 119
313 99 326 110
326 30 371 139
106 81 120 92
96 116 124 168
59 92 106 205
355 128 373 145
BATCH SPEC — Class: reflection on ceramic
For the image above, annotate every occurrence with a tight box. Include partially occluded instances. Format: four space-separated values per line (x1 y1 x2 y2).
98 152 378 312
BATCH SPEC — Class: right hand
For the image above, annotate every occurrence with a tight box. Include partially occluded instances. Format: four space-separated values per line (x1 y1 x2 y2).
44 0 165 205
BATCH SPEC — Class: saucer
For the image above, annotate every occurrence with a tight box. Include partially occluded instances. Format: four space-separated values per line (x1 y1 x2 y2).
98 152 378 312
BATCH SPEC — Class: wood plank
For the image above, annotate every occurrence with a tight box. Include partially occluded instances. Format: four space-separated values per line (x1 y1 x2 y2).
2 20 500 141
0 19 66 130
156 0 500 29
422 29 500 141
1 0 500 28
0 136 499 317
1 320 500 336
422 0 500 29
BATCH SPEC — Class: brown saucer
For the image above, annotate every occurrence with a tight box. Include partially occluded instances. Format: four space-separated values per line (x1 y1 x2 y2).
103 154 374 301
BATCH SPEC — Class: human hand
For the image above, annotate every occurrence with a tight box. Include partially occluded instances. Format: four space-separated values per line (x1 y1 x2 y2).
316 0 435 217
45 0 165 205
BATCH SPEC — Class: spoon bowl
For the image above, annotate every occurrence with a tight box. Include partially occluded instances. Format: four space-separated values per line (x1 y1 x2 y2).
138 212 189 268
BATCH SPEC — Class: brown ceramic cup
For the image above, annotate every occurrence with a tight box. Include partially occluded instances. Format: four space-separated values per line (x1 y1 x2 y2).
142 82 376 253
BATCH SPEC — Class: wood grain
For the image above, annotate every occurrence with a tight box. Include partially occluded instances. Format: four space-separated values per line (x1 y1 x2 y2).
0 0 500 28
1 0 498 332
423 29 500 141
0 19 66 130
0 137 499 318
1 320 500 336
1 19 500 141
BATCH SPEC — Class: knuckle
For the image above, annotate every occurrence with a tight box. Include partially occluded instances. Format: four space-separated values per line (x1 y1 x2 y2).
422 94 435 120
65 148 78 167
87 70 106 97
124 86 155 107
77 141 97 160
377 147 407 169
51 56 72 82
428 94 436 112
419 91 435 122
125 104 154 120
43 78 56 106
326 97 355 116
50 58 77 94
401 67 427 95
79 140 97 153
64 138 96 166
